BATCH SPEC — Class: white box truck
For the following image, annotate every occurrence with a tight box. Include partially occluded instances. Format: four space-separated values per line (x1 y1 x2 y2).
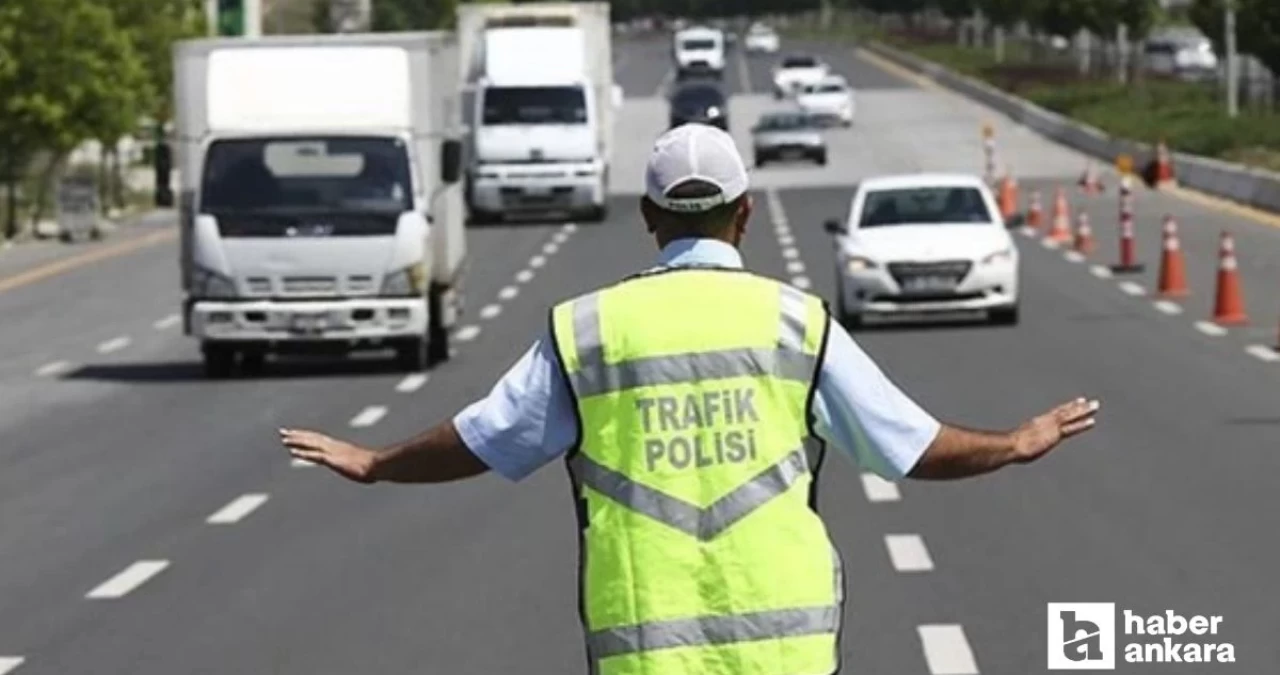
172 32 467 377
457 2 621 224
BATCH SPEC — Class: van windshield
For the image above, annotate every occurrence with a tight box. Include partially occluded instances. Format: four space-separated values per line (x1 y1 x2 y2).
200 136 412 215
483 86 587 125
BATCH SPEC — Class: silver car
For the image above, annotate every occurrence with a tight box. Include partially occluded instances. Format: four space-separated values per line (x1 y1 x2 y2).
751 111 827 167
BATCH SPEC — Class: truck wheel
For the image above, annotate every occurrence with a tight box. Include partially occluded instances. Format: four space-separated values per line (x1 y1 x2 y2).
584 204 608 223
202 344 236 379
240 351 266 377
427 291 451 365
395 337 429 372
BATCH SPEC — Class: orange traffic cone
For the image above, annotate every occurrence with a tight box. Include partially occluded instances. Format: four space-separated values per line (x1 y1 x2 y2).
1047 188 1072 243
1157 215 1189 298
1212 232 1248 326
1154 139 1176 189
1073 212 1095 254
1078 161 1104 194
999 174 1019 221
1026 191 1043 230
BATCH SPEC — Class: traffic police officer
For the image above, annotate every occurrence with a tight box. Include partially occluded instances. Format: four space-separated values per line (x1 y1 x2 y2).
281 123 1101 675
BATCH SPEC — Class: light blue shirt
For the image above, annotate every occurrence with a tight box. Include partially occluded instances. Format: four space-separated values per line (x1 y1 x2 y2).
454 239 940 482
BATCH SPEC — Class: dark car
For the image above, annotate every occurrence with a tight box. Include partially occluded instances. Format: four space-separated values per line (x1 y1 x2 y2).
668 82 729 131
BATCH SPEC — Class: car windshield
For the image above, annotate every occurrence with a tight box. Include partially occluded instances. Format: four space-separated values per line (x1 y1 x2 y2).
482 86 587 125
859 187 992 227
783 56 818 68
673 85 724 108
813 83 846 94
681 38 717 50
757 114 814 131
201 136 412 215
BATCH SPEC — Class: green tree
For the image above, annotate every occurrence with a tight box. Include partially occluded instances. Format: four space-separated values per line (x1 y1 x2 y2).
372 0 458 31
1033 0 1112 37
934 0 976 21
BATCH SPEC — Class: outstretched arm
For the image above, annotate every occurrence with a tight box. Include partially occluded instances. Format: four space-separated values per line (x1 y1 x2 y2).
908 398 1100 480
280 421 487 484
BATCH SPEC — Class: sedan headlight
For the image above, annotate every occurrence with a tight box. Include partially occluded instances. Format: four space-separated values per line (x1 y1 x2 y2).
381 262 427 297
192 265 237 299
982 247 1014 265
845 256 878 273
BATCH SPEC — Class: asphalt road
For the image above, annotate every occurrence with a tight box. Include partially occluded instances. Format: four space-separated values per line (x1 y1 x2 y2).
1 34 1278 675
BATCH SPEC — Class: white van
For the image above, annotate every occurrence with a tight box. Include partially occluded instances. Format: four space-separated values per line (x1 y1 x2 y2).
674 26 725 81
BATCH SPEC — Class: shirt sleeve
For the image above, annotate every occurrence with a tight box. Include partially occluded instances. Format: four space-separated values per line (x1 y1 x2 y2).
452 331 578 482
810 318 941 480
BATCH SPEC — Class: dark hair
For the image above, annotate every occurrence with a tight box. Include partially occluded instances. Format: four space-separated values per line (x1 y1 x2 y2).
645 179 746 238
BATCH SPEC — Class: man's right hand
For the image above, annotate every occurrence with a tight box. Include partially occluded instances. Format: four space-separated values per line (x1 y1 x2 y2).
1010 397 1101 464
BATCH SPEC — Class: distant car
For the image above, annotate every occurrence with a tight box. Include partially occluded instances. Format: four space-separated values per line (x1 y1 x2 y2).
824 174 1020 327
744 24 780 54
751 112 826 167
796 75 855 127
669 82 728 131
674 26 726 81
1144 35 1218 81
772 54 829 99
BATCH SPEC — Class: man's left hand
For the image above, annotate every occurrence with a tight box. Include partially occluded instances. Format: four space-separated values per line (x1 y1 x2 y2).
279 428 378 483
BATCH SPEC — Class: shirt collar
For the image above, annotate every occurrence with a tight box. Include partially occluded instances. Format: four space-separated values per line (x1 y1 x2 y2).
655 238 744 269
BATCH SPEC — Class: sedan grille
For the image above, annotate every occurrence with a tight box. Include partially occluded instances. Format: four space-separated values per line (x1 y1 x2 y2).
888 260 972 288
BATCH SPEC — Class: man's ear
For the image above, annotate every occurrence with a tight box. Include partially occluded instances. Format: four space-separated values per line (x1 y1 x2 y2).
640 196 657 233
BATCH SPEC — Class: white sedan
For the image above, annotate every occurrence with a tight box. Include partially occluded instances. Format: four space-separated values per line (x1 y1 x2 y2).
824 174 1020 327
797 75 855 127
772 54 829 99
744 24 780 54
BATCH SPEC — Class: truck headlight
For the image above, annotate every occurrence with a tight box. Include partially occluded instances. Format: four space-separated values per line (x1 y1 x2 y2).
845 256 877 273
982 248 1013 265
192 265 237 299
381 262 427 296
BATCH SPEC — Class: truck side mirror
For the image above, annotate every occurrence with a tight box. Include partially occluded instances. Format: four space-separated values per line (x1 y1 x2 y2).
441 139 463 185
823 219 844 235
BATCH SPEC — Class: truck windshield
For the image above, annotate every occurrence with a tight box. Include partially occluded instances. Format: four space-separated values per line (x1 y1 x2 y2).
482 86 587 125
681 39 717 50
200 136 413 214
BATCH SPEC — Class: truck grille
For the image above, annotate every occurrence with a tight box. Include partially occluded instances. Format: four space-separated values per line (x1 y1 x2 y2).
282 276 338 295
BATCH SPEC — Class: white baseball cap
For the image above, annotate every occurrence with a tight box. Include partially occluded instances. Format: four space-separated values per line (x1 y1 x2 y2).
645 123 749 213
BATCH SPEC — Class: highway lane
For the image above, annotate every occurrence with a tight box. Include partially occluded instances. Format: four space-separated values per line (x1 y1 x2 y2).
1 33 1278 674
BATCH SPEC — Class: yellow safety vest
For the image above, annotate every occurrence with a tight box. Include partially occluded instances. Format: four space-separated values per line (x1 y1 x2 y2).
550 266 845 675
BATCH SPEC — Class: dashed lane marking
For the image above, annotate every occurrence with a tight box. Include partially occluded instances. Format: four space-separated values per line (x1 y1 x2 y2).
515 269 535 284
1118 281 1146 296
553 232 571 245
885 534 935 572
1153 300 1183 315
917 624 980 674
396 373 428 393
36 360 72 377
777 234 795 246
562 223 578 233
455 325 482 342
781 247 800 260
206 493 269 525
1245 345 1280 362
498 285 519 301
1063 251 1085 263
479 304 502 320
96 336 131 354
1194 321 1227 337
1090 265 1113 279
786 261 806 274
153 314 181 330
860 473 901 502
542 242 559 255
1040 238 1060 249
349 406 388 428
0 657 24 674
791 276 812 290
529 255 547 269
86 560 169 599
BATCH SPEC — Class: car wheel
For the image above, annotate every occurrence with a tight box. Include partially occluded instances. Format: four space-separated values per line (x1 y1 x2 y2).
990 305 1020 326
834 276 862 330
815 151 828 166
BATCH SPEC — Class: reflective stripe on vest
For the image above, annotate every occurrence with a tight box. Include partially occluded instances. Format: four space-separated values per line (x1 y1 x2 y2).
553 270 843 675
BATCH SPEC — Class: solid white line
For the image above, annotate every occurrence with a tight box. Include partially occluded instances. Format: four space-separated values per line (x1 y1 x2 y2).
0 657 24 674
1245 345 1280 362
498 285 519 301
542 242 559 255
562 223 578 233
479 303 502 320
455 324 482 342
791 276 811 290
206 493 269 525
781 247 799 260
777 234 795 246
96 336 131 354
529 255 546 269
1063 251 1085 263
735 40 754 94
1090 265 1113 279
515 269 535 284
1019 227 1036 238
885 534 935 572
1195 320 1227 337
396 373 428 393
86 560 169 599
153 314 181 330
1118 281 1146 296
36 360 71 377
349 405 388 428
1040 238 1059 249
1153 300 1183 315
859 473 901 502
786 261 806 274
918 624 980 674
774 226 792 239
291 457 315 468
